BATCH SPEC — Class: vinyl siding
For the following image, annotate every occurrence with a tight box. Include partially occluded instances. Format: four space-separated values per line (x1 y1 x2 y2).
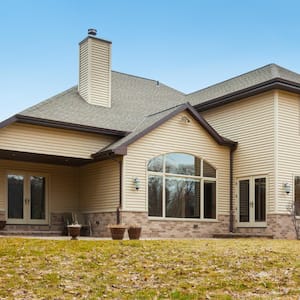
79 39 89 102
79 37 111 107
79 159 120 212
123 111 230 214
277 91 300 213
202 92 276 213
90 40 111 107
0 159 79 213
0 123 116 159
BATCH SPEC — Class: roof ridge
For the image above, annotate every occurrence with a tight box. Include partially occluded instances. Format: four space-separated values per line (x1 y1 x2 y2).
187 63 277 97
271 63 300 78
112 70 185 95
112 70 158 83
270 64 281 78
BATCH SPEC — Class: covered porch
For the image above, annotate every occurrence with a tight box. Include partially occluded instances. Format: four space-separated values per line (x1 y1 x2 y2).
0 150 121 236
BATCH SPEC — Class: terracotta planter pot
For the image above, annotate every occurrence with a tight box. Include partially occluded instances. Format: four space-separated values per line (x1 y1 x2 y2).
68 225 81 240
109 226 126 240
128 227 142 240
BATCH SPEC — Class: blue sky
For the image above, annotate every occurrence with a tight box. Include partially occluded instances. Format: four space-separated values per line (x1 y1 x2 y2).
1 0 300 120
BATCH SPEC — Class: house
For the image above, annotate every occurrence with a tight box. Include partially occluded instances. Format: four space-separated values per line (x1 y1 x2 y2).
0 30 300 239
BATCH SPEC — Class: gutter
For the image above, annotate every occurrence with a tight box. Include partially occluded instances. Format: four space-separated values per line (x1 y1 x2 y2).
195 78 300 112
0 114 128 137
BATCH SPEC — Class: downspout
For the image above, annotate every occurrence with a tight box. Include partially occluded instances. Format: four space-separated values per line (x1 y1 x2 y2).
117 158 123 224
229 144 237 232
110 156 123 224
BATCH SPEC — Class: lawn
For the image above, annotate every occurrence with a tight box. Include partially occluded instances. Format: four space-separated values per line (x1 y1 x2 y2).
0 238 299 299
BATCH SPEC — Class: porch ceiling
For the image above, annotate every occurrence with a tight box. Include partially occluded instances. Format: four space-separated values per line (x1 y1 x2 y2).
0 149 92 166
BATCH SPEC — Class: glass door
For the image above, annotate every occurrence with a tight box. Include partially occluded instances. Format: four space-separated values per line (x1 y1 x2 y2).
7 174 25 223
238 176 266 226
29 175 47 224
7 173 48 224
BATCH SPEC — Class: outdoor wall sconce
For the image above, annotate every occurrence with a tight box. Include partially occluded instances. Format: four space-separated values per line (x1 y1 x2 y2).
180 116 191 124
283 183 291 194
134 178 140 190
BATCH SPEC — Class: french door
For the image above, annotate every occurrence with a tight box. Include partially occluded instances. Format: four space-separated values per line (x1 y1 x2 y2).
7 172 48 224
238 176 266 226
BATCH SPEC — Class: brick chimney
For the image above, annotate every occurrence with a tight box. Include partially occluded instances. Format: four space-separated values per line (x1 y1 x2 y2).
78 29 112 107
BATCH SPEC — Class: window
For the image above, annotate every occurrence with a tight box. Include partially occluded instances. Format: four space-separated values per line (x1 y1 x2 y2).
295 177 300 216
148 153 217 220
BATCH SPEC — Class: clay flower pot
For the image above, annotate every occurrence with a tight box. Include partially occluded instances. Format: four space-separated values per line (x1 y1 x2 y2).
108 224 127 240
128 225 142 240
68 224 82 240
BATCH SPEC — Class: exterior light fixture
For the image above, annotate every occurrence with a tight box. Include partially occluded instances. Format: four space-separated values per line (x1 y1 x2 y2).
180 116 191 124
134 178 140 190
283 183 291 194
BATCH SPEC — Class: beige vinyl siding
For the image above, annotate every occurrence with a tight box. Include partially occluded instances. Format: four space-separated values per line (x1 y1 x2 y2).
0 159 79 212
202 92 276 213
0 123 116 159
90 40 111 107
277 91 300 213
79 39 89 101
79 37 111 108
123 111 230 214
79 159 120 212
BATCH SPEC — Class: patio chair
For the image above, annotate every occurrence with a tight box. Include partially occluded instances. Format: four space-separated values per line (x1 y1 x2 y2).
62 212 73 236
72 212 92 236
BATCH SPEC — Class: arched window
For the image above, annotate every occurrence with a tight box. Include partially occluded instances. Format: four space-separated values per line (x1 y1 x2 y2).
148 153 216 219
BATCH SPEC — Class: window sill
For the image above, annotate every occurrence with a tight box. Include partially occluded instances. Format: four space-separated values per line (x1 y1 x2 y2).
237 223 267 228
148 216 219 223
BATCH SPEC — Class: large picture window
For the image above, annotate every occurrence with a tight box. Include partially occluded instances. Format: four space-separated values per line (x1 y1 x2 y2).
148 153 217 220
295 177 300 216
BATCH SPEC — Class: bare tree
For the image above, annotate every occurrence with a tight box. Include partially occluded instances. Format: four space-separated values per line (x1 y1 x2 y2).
288 201 300 240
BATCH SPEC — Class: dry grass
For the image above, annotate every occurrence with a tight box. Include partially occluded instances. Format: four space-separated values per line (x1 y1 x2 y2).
0 238 299 299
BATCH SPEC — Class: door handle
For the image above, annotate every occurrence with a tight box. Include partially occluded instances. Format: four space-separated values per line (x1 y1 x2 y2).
250 201 254 208
24 199 30 205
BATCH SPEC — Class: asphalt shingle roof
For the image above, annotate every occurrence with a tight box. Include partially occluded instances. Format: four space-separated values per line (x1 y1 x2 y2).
17 63 300 135
20 71 185 132
186 63 300 106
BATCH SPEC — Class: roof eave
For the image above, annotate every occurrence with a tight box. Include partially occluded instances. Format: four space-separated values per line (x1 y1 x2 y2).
195 78 300 112
0 114 128 137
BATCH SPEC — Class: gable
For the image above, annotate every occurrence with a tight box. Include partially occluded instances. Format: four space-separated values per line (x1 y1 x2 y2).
127 110 230 160
93 103 236 160
123 110 231 213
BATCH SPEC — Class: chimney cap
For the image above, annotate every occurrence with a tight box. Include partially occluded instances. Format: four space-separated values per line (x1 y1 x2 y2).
88 28 97 36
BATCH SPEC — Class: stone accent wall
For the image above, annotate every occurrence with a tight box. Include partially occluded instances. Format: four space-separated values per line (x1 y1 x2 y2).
86 211 230 238
51 212 117 236
0 211 5 221
86 212 118 237
50 213 71 234
266 214 298 239
236 214 299 239
1 211 298 239
122 212 230 238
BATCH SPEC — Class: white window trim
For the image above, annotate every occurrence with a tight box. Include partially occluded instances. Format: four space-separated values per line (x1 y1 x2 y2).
147 155 217 221
294 175 300 218
5 170 49 225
